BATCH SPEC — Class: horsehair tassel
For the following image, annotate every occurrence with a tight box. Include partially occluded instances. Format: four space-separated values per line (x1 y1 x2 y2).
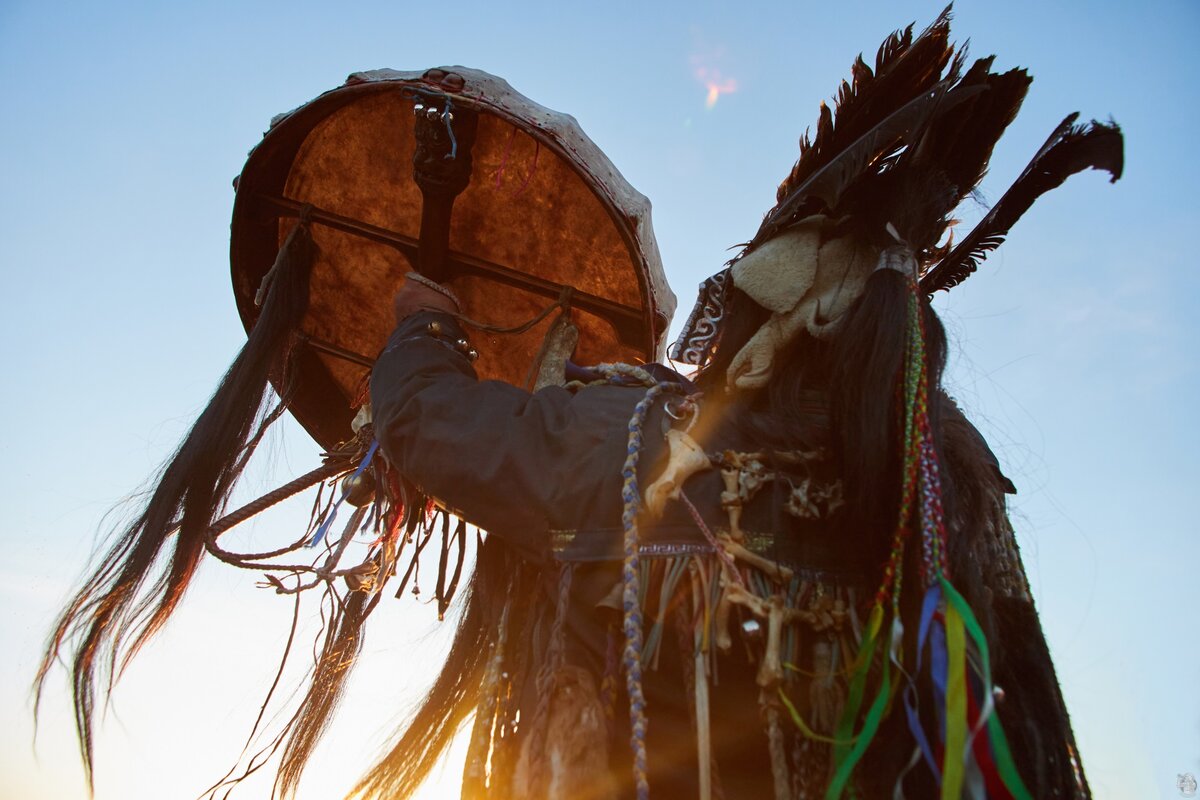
901 269 1030 800
825 286 926 795
41 210 319 784
834 274 1032 800
462 594 512 797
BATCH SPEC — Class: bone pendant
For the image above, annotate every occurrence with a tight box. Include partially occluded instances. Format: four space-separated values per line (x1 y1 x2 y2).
644 429 711 516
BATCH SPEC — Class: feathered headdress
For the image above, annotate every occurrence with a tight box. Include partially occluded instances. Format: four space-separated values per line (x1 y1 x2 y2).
670 5 1123 367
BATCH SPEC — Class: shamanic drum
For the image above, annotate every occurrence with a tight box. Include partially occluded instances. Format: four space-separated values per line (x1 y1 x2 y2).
230 67 675 448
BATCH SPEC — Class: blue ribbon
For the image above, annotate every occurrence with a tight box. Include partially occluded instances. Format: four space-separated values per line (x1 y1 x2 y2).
307 439 379 548
904 584 944 781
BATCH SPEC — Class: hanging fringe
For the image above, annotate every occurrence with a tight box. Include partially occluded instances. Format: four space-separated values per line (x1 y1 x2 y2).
308 439 379 547
275 585 369 798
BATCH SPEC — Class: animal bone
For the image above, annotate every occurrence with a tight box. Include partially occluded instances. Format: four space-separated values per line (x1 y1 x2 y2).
724 585 805 689
737 457 772 503
785 478 819 519
719 463 744 541
718 534 794 582
714 589 734 651
758 595 788 688
643 429 711 516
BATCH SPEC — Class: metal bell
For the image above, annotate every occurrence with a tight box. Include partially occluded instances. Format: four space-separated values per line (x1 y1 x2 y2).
342 472 376 507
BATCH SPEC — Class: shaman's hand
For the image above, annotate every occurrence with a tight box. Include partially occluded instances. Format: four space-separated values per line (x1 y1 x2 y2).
392 272 460 323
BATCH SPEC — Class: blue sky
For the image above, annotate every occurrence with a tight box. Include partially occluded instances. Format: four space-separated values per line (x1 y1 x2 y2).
2 1 1197 798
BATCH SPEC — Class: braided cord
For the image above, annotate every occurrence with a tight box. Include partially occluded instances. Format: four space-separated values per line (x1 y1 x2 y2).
616 371 687 800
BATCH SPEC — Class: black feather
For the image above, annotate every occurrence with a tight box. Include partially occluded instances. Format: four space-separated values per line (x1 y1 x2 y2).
769 7 955 215
879 59 1031 251
920 116 1124 294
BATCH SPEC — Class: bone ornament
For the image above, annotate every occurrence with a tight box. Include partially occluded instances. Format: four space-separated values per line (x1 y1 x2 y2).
718 451 775 541
643 429 711 516
718 534 793 582
714 590 735 652
723 584 806 689
709 538 791 653
719 466 742 541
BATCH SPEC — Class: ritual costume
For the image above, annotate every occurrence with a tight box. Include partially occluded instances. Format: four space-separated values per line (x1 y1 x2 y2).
40 9 1122 800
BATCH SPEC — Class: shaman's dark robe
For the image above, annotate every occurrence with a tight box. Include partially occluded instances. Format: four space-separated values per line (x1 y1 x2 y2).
371 311 1087 799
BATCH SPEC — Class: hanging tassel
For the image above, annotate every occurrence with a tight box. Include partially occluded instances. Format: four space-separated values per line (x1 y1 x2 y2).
825 272 1035 800
826 604 895 799
308 439 378 547
942 596 968 799
462 596 511 798
941 576 1030 799
900 273 1032 800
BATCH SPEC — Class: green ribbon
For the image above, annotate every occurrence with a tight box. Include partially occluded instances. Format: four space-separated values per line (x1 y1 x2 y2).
940 576 1032 800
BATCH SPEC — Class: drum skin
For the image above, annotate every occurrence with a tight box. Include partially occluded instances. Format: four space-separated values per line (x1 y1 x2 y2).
230 67 675 449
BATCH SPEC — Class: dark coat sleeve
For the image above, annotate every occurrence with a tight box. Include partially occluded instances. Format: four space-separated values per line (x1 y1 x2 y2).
369 311 644 561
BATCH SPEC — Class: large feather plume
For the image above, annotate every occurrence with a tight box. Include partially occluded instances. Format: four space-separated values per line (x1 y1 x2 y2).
742 3 1112 278
747 5 958 251
874 56 1032 254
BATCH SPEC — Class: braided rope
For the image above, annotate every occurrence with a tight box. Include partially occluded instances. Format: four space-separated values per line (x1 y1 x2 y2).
617 375 687 800
524 563 574 781
596 362 660 385
208 461 347 539
764 701 791 800
404 271 463 310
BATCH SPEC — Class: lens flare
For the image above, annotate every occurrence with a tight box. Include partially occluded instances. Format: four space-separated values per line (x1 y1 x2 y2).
690 45 738 110
694 65 737 110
